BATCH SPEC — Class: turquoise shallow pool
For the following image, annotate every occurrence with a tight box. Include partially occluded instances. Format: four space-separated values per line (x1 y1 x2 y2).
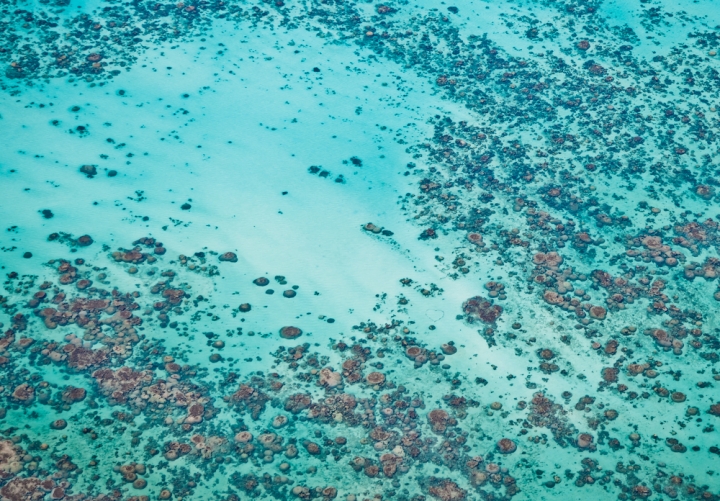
1 0 720 500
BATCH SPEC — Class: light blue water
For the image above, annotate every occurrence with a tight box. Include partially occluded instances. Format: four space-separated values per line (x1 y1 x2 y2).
1 0 720 500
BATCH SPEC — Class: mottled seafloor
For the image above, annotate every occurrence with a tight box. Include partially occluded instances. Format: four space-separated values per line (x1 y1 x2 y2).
1 0 720 500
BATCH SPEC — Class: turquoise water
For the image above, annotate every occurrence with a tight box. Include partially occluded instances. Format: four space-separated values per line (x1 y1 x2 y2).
1 0 720 499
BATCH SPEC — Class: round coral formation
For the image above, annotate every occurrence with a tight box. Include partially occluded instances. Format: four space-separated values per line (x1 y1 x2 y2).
219 252 238 262
671 392 686 403
577 433 594 449
440 343 457 355
466 232 483 245
539 349 554 360
279 326 302 339
234 431 253 443
272 415 289 428
77 234 94 246
543 290 565 305
76 278 92 290
496 438 517 454
589 305 607 320
405 346 423 359
50 419 67 430
366 372 386 385
61 386 86 403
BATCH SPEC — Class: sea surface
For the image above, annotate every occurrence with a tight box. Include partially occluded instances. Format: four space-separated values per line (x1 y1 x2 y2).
1 0 719 500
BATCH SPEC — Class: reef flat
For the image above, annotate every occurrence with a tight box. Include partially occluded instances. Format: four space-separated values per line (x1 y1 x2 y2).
1 0 720 500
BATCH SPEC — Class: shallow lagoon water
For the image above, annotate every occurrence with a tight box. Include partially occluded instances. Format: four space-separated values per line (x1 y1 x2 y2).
1 0 720 500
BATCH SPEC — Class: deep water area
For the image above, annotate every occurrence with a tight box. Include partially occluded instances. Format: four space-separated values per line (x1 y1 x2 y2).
1 0 720 500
